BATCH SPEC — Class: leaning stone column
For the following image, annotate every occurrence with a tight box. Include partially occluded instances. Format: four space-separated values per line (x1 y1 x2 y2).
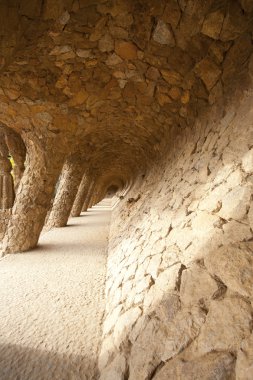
89 180 105 208
0 136 64 255
82 179 96 212
0 133 14 209
96 183 107 205
90 184 102 207
96 189 106 205
71 171 91 217
46 155 84 229
88 192 96 209
4 130 26 190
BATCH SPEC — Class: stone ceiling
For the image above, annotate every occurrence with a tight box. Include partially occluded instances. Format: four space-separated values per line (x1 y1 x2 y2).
0 0 252 183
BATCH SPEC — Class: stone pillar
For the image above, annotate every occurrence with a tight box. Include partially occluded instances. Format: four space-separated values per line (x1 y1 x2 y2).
71 171 91 217
88 190 97 208
82 179 96 212
90 180 106 207
0 133 14 209
0 136 64 255
91 185 103 207
46 155 84 229
4 130 26 190
97 189 106 204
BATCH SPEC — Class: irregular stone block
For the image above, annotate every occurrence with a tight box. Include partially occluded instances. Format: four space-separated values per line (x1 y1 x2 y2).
236 333 253 380
163 1 181 29
191 211 220 237
201 10 224 39
193 297 252 354
115 41 138 60
129 317 164 380
103 304 123 335
153 352 235 380
218 185 252 221
205 243 253 298
194 58 221 91
98 34 114 53
242 149 253 174
180 263 217 307
222 220 252 245
113 307 142 348
153 20 175 46
100 354 126 380
161 69 183 86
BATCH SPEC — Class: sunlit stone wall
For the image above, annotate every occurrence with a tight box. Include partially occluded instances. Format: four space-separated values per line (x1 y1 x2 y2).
99 86 253 379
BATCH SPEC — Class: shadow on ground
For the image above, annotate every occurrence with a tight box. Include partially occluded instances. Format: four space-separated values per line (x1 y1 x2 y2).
0 343 97 380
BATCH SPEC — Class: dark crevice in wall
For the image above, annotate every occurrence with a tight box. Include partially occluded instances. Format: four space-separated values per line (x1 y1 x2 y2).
175 264 187 292
149 361 165 380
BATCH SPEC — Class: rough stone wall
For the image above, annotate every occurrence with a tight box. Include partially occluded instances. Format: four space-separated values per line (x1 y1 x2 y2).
99 88 253 379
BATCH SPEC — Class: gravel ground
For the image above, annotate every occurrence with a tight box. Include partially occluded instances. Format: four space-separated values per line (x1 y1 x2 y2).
0 204 111 380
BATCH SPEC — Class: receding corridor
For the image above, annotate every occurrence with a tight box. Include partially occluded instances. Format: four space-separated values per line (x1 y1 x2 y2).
1 1 253 378
0 203 111 380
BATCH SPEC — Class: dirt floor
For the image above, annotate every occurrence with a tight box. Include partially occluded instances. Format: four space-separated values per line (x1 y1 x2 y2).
0 203 111 380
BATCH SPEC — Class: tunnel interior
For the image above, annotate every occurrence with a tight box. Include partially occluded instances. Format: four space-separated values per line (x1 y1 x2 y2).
106 185 119 198
0 0 253 379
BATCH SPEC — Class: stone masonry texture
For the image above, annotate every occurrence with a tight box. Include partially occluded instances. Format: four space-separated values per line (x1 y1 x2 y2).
99 91 253 379
0 0 252 379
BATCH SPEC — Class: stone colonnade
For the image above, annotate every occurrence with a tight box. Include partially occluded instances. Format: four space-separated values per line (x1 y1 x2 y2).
0 134 108 255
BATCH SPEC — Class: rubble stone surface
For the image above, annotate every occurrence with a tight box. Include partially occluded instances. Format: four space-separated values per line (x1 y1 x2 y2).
0 1 252 378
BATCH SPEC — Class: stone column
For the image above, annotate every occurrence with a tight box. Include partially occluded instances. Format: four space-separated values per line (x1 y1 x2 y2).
0 136 64 255
91 184 103 207
4 130 26 190
91 180 106 207
46 155 85 229
88 190 97 209
97 189 106 204
71 171 91 217
82 179 96 212
0 132 14 209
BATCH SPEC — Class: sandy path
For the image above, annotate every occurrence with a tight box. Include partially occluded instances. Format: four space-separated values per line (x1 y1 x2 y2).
0 205 111 380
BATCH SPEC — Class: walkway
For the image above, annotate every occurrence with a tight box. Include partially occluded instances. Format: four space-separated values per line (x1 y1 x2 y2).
0 203 111 380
